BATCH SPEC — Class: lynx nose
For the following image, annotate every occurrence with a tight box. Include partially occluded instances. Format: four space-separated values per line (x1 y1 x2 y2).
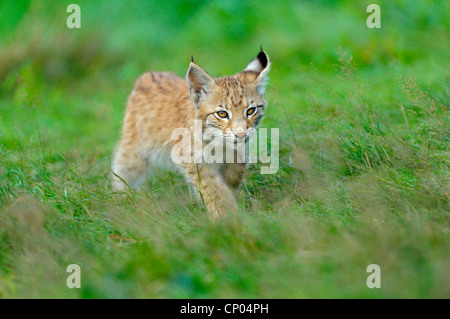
233 131 246 139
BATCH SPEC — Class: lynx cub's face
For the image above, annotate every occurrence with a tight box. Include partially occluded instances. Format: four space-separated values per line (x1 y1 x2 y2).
186 51 270 143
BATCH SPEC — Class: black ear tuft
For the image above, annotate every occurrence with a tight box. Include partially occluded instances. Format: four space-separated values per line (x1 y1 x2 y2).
243 50 270 76
257 51 268 69
243 50 271 93
191 55 194 63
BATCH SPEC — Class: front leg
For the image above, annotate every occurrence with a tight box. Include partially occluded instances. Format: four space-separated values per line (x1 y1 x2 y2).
221 162 248 195
180 162 238 218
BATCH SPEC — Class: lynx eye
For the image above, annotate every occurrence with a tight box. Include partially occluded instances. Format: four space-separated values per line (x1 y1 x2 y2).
246 107 257 116
216 110 229 119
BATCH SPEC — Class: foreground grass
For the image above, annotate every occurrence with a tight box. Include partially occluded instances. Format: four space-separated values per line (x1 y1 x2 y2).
0 0 449 298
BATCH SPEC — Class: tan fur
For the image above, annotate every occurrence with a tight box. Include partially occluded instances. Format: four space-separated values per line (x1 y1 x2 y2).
112 51 271 218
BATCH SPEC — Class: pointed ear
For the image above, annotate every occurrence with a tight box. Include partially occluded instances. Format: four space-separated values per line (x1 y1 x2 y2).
186 62 216 108
243 50 271 94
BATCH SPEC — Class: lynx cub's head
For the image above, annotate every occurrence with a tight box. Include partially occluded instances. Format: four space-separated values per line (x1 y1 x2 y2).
186 50 270 142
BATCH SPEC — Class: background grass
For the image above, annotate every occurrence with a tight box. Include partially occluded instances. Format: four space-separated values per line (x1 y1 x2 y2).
0 0 449 298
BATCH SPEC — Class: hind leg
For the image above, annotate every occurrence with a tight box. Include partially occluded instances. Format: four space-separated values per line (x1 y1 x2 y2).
111 140 148 191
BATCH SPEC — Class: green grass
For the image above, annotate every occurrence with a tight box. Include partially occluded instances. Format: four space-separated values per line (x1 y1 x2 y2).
0 0 449 298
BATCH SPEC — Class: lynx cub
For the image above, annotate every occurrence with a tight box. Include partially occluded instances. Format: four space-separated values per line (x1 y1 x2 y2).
112 50 271 217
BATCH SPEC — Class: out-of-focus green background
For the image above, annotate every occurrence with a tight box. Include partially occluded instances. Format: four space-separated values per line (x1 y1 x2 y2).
0 0 449 298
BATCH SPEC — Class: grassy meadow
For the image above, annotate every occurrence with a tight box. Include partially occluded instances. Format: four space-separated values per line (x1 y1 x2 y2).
0 0 449 298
